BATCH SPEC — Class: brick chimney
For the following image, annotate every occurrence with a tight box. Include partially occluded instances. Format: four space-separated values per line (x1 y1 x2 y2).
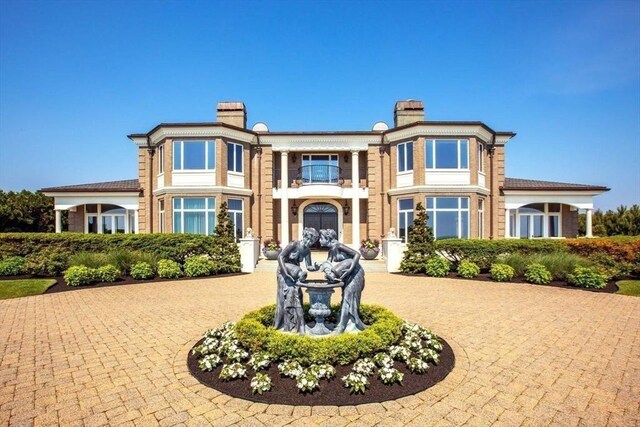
394 100 424 127
216 102 247 128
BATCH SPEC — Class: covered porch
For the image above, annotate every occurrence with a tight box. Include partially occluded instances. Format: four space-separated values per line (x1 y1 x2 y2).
42 179 141 234
502 178 609 238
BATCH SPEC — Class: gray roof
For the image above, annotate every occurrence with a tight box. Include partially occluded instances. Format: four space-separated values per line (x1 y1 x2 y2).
41 179 140 193
503 178 609 192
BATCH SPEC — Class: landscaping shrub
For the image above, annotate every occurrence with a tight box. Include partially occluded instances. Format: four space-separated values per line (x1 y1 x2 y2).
106 249 139 275
490 264 515 282
210 202 242 274
564 237 640 265
399 203 435 274
235 304 404 366
0 256 25 276
64 266 96 286
184 255 212 277
567 267 608 289
457 260 480 278
157 259 182 278
69 252 109 269
24 247 69 276
524 263 552 285
130 262 155 280
436 239 564 270
424 256 450 277
133 252 160 269
528 252 591 281
96 265 120 282
499 253 529 277
587 253 633 280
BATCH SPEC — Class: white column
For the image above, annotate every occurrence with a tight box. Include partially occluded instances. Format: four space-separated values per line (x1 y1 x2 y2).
55 210 62 233
586 208 593 237
504 208 510 238
351 150 360 247
124 209 130 234
97 204 103 234
280 151 289 245
134 209 139 234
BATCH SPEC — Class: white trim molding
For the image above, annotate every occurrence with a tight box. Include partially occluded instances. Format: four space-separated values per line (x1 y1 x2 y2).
262 134 377 151
385 124 496 144
388 185 491 196
273 186 368 200
153 186 253 196
47 195 140 211
134 126 257 146
503 191 603 210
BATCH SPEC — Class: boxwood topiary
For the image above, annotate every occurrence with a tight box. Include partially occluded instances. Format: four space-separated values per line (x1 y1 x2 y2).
457 260 480 279
96 265 120 282
130 262 155 280
424 256 451 277
524 263 552 284
234 304 403 366
567 267 608 289
157 259 182 278
490 263 515 282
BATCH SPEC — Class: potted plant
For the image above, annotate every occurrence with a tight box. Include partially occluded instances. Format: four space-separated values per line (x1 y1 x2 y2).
359 239 380 260
262 239 282 260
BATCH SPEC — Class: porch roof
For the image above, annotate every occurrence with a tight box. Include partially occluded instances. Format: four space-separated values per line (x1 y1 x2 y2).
41 179 141 193
502 178 609 192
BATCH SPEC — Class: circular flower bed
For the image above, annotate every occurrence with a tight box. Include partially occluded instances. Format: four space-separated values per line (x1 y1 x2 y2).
187 304 455 405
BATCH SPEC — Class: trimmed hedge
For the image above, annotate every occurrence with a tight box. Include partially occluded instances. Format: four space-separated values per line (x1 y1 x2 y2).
235 304 404 366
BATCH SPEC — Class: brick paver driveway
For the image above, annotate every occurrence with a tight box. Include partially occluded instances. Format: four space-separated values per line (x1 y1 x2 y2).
1 273 638 426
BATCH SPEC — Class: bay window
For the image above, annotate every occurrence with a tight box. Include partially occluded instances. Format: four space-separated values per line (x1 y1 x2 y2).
173 140 216 170
426 197 469 239
397 141 413 173
173 198 216 235
426 139 469 169
398 198 414 243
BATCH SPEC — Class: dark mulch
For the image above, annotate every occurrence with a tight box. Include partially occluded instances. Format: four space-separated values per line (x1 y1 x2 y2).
187 338 455 406
393 272 618 293
41 272 248 295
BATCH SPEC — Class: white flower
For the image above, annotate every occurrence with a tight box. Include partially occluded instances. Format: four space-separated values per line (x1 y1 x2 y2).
378 367 403 385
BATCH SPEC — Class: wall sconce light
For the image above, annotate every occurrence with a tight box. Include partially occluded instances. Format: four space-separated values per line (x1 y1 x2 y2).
343 200 350 216
291 200 298 216
343 153 349 163
291 153 297 163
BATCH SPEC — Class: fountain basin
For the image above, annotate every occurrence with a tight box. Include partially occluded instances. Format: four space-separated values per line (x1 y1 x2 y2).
298 280 343 336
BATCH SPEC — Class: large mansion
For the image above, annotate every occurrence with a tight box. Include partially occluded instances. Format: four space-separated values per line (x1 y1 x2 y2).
43 100 608 245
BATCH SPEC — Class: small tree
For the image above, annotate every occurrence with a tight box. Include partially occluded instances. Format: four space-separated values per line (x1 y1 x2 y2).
211 201 241 273
400 202 435 274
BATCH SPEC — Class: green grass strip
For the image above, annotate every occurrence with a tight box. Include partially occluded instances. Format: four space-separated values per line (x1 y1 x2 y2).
616 280 640 297
0 278 57 300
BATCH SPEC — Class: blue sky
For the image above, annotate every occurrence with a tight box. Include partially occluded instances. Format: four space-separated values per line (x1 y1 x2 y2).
0 0 638 210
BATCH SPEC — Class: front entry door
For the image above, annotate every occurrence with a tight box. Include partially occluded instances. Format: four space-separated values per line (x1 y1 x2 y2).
303 203 338 249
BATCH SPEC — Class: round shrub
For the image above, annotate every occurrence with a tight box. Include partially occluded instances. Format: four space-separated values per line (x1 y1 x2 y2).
130 262 155 280
184 255 212 277
235 304 403 366
424 256 450 277
457 260 480 279
567 267 607 289
490 263 515 282
64 266 96 286
157 259 182 278
524 263 552 284
0 256 25 276
96 265 120 282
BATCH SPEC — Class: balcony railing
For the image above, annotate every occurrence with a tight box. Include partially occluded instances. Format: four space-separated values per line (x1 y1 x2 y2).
297 165 342 185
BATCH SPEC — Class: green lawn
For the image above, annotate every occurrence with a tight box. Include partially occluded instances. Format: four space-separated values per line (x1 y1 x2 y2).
0 278 57 300
616 280 640 297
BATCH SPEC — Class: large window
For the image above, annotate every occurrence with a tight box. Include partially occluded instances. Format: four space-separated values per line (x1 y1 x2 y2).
228 199 243 240
85 204 129 234
227 142 243 173
398 198 414 243
478 199 484 239
301 154 339 184
509 203 561 238
397 141 413 173
426 139 469 169
173 198 216 235
158 200 165 233
478 142 484 173
426 197 469 239
173 141 215 170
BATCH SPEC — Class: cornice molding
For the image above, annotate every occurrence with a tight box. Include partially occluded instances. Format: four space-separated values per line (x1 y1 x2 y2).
142 126 256 146
384 124 495 144
262 134 379 151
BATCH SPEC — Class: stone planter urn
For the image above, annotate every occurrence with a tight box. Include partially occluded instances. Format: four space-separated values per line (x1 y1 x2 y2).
360 248 380 260
263 249 280 260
